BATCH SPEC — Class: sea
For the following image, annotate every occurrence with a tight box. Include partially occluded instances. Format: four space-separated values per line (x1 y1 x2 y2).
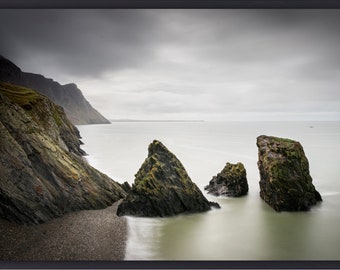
77 121 340 260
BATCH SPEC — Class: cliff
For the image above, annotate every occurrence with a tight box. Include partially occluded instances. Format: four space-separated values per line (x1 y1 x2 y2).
257 135 322 211
205 162 248 197
0 55 110 125
0 82 126 224
117 140 219 217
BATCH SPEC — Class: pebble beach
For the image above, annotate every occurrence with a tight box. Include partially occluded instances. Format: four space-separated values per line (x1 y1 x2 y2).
0 201 127 261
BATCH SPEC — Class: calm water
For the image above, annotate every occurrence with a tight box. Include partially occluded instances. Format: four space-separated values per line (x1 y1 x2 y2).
78 121 340 260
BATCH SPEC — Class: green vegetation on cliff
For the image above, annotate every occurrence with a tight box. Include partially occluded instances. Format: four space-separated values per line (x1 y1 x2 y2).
0 55 110 125
0 82 126 224
0 82 41 106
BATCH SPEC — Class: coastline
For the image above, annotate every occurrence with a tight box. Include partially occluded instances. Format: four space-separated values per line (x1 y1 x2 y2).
0 201 127 261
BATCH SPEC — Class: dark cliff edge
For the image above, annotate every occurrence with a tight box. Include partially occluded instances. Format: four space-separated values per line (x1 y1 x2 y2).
117 140 220 217
0 55 110 125
0 82 126 224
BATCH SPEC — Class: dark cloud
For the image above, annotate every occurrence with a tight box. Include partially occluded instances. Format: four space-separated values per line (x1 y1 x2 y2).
0 9 339 120
0 10 163 78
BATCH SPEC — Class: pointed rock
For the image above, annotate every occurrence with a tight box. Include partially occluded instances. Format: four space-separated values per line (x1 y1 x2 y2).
257 135 322 211
117 140 219 217
205 162 248 197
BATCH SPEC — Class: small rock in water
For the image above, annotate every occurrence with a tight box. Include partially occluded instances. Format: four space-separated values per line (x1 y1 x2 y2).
205 162 249 197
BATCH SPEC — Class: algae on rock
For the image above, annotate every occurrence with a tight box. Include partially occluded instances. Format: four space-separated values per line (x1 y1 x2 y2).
205 162 248 197
256 135 322 211
117 140 219 217
0 82 126 224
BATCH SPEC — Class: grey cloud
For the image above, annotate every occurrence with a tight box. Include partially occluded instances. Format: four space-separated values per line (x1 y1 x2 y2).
0 10 163 78
0 9 339 120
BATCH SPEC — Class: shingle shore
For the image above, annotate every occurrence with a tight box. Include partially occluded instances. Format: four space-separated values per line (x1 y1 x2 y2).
0 201 127 260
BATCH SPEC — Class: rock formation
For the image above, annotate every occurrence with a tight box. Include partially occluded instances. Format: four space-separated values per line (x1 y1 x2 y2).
205 162 248 197
120 181 132 193
0 55 110 125
256 135 322 211
117 140 219 217
0 82 126 224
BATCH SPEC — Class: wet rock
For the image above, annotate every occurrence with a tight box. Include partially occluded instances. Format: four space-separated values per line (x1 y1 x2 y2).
0 82 126 224
205 162 248 197
256 135 322 211
117 140 219 217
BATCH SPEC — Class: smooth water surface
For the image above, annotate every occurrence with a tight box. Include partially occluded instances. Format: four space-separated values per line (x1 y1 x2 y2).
78 121 340 260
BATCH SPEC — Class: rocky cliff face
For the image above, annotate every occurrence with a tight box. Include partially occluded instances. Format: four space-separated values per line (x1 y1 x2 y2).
117 140 219 217
257 135 322 211
0 55 110 125
0 82 126 224
205 162 248 197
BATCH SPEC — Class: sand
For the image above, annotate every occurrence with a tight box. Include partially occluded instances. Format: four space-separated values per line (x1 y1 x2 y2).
0 201 127 261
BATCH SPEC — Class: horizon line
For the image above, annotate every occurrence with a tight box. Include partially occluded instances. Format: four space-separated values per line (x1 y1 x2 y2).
109 119 340 123
110 119 205 123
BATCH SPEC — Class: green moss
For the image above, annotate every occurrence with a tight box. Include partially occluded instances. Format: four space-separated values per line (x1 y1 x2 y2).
52 108 62 126
222 162 246 182
0 82 41 107
0 82 64 128
135 175 161 196
258 135 322 211
269 136 295 144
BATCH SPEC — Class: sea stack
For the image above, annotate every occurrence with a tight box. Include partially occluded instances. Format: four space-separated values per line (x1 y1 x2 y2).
256 135 322 211
117 140 219 217
205 162 248 197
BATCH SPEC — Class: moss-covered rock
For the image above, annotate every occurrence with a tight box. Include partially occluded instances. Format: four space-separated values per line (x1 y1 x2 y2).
256 135 322 211
117 140 219 217
0 83 126 224
205 162 248 197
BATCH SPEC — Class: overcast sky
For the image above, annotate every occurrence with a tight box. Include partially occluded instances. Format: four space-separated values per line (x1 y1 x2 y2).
0 9 340 121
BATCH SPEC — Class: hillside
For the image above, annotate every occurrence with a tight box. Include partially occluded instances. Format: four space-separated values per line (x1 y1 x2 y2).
0 55 110 125
0 82 125 224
